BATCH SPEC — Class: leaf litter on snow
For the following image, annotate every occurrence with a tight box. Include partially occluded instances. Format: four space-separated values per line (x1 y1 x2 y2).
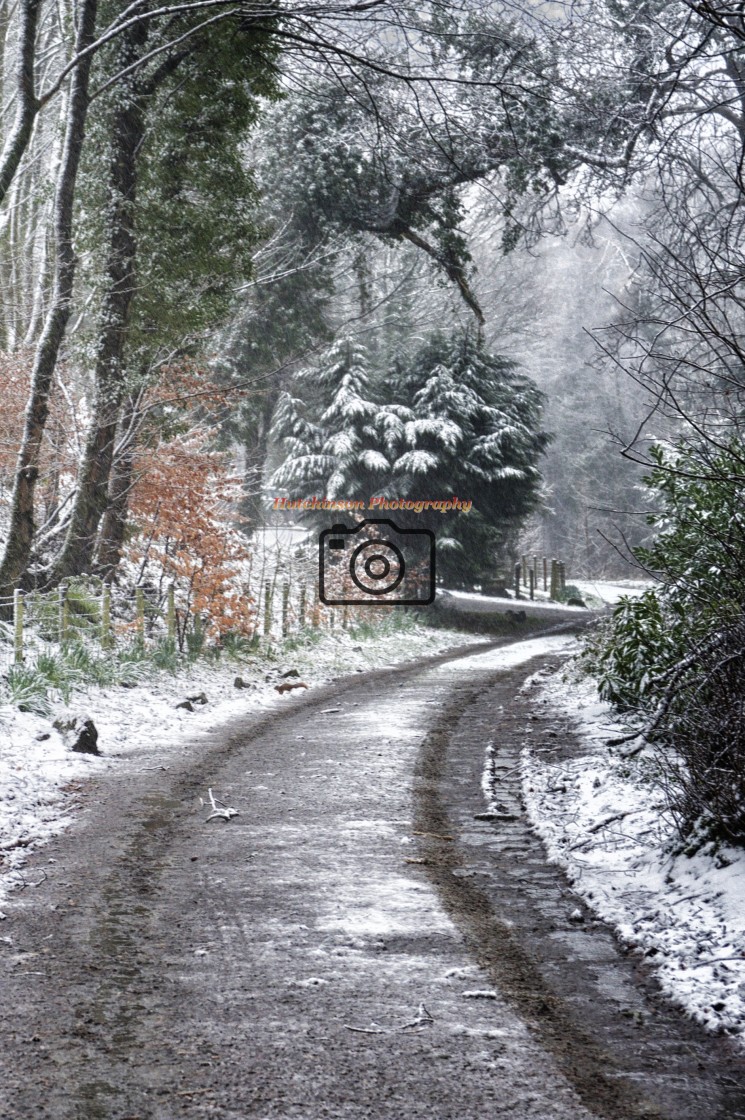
518 661 745 1046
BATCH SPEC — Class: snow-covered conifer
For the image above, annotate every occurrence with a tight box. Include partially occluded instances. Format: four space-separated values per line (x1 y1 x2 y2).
270 328 548 584
270 337 390 500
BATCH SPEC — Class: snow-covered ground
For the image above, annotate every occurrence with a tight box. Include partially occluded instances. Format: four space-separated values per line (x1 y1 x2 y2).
520 656 745 1045
0 622 483 909
7 601 737 1053
442 589 587 611
441 578 649 611
572 578 649 605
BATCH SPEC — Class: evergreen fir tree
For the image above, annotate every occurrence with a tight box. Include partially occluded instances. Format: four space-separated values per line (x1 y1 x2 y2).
271 337 390 498
270 329 549 585
394 331 550 582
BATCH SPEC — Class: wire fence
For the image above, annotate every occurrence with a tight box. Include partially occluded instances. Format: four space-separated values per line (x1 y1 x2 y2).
0 545 573 676
0 582 178 675
0 563 386 677
515 555 569 600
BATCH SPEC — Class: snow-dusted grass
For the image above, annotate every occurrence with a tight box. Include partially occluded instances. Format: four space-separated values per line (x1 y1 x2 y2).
521 660 745 1044
0 618 482 909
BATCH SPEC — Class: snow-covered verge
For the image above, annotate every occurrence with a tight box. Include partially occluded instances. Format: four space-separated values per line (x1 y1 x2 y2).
521 660 745 1045
442 578 649 612
0 621 484 909
572 578 649 606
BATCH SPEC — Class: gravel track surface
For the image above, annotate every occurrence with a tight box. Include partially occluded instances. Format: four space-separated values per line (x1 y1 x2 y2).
0 633 743 1119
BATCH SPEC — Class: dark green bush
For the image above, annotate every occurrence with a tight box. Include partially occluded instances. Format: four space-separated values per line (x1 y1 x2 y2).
582 439 745 843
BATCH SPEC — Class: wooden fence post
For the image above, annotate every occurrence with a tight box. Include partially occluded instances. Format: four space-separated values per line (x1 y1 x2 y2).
298 584 306 628
281 581 290 638
167 583 176 643
13 589 23 664
521 554 527 586
543 557 548 592
135 588 145 641
101 585 112 650
549 559 558 600
559 561 566 592
514 562 521 600
58 584 68 645
529 568 535 601
263 577 272 640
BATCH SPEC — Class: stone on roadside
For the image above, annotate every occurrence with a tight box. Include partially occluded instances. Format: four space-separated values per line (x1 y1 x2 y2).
52 716 99 755
69 718 99 755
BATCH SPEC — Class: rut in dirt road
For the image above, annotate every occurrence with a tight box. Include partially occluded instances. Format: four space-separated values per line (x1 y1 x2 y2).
0 634 743 1120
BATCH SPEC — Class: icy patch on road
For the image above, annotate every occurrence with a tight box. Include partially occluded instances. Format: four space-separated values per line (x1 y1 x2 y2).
318 873 454 940
430 634 577 678
520 665 745 1045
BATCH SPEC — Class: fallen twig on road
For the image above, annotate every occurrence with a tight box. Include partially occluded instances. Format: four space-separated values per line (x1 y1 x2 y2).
344 1004 435 1035
204 787 239 822
14 869 47 890
401 1004 435 1030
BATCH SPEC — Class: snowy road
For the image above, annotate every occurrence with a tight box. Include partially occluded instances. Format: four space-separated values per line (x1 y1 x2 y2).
0 635 743 1119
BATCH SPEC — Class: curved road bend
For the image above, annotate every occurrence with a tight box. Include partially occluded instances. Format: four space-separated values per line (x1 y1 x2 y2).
1 634 744 1120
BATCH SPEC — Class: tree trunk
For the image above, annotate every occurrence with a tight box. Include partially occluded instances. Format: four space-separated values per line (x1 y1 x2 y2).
95 396 138 581
243 382 283 531
50 27 146 583
0 0 98 601
0 0 42 206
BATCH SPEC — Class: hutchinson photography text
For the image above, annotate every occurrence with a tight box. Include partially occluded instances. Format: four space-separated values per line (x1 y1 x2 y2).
272 495 472 514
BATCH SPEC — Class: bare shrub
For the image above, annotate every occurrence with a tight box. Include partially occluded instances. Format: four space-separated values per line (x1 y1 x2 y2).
654 622 745 845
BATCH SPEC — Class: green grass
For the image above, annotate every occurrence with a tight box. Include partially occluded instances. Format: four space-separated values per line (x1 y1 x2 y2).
2 638 143 711
5 664 53 715
217 631 260 659
347 608 420 641
1 606 431 715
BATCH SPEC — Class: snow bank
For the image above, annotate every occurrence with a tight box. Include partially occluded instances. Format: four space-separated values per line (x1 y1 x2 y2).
521 665 745 1044
440 579 648 612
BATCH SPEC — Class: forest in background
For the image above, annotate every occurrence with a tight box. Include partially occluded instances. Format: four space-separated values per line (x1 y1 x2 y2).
0 1 740 608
